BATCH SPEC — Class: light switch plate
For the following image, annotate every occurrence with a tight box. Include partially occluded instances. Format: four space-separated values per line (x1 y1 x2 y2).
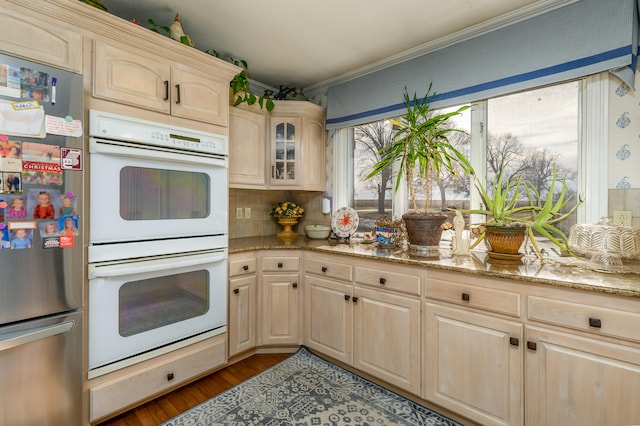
613 210 632 227
244 207 251 219
236 207 243 219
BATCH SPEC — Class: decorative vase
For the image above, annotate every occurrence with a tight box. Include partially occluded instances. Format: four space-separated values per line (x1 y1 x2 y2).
402 212 447 250
484 225 526 258
277 217 301 238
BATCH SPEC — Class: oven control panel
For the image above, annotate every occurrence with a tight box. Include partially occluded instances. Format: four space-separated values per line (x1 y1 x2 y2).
89 110 228 156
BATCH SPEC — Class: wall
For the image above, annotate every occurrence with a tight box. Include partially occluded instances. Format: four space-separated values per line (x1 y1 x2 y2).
608 68 640 227
229 189 331 239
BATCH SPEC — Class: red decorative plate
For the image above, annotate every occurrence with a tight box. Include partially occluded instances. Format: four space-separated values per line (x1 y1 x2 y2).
332 207 359 237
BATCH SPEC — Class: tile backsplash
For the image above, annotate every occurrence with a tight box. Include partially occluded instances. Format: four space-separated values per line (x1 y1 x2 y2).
229 189 331 239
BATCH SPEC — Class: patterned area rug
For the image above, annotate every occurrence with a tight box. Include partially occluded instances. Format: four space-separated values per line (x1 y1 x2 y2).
162 347 462 426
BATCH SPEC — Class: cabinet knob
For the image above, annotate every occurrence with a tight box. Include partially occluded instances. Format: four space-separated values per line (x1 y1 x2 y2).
233 288 239 294
589 317 602 328
461 293 470 301
242 265 249 271
167 372 174 381
509 337 519 347
277 262 283 268
175 84 181 104
321 266 328 273
344 294 350 301
527 341 537 351
379 277 386 285
352 296 359 303
292 282 298 289
163 80 169 101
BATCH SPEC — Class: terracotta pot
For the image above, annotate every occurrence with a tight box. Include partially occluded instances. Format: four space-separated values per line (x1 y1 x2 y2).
485 225 526 255
402 213 447 248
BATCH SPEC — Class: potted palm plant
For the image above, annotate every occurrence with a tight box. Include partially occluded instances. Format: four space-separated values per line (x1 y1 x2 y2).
367 84 473 249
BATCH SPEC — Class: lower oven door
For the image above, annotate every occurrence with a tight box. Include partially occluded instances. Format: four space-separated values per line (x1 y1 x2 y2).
88 250 226 371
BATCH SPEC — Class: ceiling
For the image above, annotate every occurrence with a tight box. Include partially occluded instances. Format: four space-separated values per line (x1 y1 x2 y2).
101 0 560 90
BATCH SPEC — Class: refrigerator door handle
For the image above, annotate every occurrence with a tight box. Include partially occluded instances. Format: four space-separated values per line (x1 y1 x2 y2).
0 321 75 352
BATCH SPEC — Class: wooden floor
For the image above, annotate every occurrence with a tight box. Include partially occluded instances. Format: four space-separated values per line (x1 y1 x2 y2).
96 353 290 426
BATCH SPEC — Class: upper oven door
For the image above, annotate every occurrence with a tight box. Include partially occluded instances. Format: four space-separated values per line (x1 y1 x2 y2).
89 138 228 246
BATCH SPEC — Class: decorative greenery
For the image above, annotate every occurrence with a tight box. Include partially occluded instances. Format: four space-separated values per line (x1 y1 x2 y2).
79 0 108 11
147 18 171 37
270 201 305 218
367 84 473 214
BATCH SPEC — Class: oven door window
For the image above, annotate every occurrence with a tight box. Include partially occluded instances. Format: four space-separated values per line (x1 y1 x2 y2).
118 270 209 337
119 166 210 220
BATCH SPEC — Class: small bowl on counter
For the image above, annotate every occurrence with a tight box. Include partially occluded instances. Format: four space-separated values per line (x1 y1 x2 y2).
305 225 331 240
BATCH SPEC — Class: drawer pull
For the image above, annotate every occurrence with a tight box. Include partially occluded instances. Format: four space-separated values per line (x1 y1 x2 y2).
292 282 298 289
589 317 602 328
352 296 359 303
527 341 537 351
242 265 249 271
379 277 386 285
344 294 350 301
233 288 239 294
167 372 174 381
509 337 519 347
321 266 328 272
461 293 470 301
277 262 283 268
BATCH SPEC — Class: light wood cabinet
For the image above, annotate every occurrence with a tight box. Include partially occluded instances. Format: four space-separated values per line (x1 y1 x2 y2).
93 39 229 126
260 253 301 345
0 5 82 72
229 100 326 190
228 253 258 357
424 302 524 426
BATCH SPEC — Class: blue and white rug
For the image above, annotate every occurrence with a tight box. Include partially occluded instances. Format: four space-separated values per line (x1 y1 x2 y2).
162 347 462 426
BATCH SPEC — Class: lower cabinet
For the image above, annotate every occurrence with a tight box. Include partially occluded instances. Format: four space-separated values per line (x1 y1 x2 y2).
424 302 524 426
228 275 257 357
260 273 301 345
525 326 640 426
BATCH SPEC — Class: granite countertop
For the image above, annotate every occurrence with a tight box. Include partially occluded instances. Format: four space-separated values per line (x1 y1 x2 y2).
229 235 640 298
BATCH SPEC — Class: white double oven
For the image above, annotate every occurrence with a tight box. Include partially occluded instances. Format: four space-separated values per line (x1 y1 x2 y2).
87 110 228 376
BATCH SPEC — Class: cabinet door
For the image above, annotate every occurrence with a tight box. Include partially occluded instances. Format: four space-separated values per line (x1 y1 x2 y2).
269 117 301 186
305 275 353 364
229 107 266 187
260 274 300 345
302 117 326 191
424 303 523 426
526 326 640 426
353 286 421 395
171 66 228 126
228 275 256 357
93 39 171 114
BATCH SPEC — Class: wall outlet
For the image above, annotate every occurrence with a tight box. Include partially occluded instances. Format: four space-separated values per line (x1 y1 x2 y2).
613 210 632 227
244 207 251 219
236 207 243 219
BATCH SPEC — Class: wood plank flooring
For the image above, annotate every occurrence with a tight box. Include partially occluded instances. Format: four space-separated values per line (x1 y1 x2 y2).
96 353 290 426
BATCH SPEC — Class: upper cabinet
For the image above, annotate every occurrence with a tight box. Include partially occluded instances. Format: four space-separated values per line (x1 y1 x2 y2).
229 100 326 191
93 39 230 127
0 5 82 72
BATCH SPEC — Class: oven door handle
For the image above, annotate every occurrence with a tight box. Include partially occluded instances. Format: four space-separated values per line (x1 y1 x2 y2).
90 138 227 168
89 251 226 278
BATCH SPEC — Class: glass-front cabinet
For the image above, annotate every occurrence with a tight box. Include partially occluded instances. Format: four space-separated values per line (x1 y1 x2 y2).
270 116 301 186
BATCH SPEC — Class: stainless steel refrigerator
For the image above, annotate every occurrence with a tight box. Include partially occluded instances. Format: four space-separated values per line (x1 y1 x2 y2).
0 53 83 425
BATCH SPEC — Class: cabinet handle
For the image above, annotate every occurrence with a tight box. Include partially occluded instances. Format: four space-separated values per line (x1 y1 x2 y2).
233 288 239 294
379 277 386 285
344 294 350 301
461 293 470 301
175 84 181 104
272 165 275 178
277 262 283 268
321 266 328 272
352 296 359 303
527 341 537 351
589 317 602 328
167 372 174 381
292 282 298 288
242 265 249 271
509 337 519 347
163 80 169 101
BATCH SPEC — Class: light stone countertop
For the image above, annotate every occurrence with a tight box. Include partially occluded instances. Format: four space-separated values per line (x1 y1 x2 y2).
229 235 640 298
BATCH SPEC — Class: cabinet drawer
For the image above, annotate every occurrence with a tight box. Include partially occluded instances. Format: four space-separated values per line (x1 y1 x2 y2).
90 335 226 422
229 256 257 277
528 296 640 343
355 265 420 296
262 256 300 272
426 278 521 317
305 257 353 282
